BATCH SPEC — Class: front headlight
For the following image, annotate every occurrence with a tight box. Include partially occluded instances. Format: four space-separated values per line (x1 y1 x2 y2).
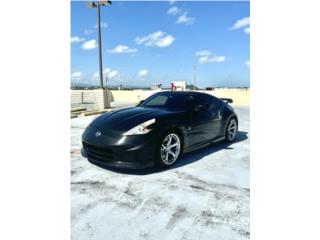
123 118 156 136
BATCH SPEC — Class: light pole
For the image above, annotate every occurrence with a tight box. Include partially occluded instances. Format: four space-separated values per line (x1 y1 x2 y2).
193 64 197 91
87 1 112 108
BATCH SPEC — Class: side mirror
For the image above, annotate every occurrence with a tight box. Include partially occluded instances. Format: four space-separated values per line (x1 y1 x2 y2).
137 99 145 106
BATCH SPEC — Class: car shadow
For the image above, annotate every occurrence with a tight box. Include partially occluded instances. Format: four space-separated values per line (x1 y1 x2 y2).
91 131 248 175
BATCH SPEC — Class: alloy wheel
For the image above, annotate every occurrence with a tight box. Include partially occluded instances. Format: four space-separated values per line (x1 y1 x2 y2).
160 133 181 165
227 119 237 141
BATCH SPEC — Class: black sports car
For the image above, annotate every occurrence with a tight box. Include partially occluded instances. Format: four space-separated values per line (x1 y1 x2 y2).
81 91 238 169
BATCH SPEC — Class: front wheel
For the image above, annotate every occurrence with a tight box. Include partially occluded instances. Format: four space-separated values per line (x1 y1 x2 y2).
225 118 238 142
155 131 181 167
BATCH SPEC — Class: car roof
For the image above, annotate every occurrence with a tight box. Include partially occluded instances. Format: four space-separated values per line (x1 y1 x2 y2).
158 91 201 96
158 91 220 100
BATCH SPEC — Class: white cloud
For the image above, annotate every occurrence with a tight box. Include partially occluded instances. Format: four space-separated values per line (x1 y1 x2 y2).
99 68 119 80
71 72 82 80
135 31 175 48
167 6 179 15
108 70 118 79
195 50 211 57
231 17 250 30
72 72 82 77
81 39 97 50
71 36 85 43
167 6 195 26
231 17 250 34
199 56 208 63
195 50 226 64
107 45 138 54
215 56 226 62
84 22 107 37
94 21 108 29
245 60 250 67
169 0 176 4
84 29 94 35
93 72 99 78
176 12 195 25
199 56 226 64
137 69 148 79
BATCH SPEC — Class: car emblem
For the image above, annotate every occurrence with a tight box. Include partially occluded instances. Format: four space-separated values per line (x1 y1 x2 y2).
95 131 101 137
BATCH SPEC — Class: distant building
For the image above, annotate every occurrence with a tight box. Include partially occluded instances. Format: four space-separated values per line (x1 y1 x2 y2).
150 83 162 90
161 87 171 91
171 81 186 91
205 87 215 91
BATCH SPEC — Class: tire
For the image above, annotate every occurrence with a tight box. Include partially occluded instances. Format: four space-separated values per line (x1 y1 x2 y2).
155 130 182 167
225 118 238 142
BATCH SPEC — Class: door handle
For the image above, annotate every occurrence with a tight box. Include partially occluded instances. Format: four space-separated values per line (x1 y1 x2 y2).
217 111 222 120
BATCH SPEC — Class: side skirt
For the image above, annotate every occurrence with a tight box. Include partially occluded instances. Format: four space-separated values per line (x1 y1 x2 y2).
183 136 226 153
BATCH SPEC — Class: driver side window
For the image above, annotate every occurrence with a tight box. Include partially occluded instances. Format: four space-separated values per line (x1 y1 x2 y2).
196 95 214 111
195 95 220 121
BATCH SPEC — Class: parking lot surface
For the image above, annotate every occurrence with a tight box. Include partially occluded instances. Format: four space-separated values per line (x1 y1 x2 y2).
71 107 250 240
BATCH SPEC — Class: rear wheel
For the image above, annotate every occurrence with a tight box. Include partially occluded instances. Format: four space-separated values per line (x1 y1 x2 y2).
225 118 238 142
155 131 181 167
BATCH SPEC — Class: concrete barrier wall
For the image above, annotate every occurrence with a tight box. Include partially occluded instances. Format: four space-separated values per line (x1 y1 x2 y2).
71 89 250 108
110 90 160 103
71 89 110 110
204 89 250 106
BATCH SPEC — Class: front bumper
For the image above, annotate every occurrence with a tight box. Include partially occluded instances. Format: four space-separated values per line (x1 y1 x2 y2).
81 126 158 169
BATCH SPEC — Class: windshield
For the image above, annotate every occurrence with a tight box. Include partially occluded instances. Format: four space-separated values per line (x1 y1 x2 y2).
140 93 195 111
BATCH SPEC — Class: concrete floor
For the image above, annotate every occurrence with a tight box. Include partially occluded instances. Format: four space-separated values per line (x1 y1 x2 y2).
71 107 250 240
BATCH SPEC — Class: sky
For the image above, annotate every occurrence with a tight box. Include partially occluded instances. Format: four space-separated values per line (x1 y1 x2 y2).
71 1 250 88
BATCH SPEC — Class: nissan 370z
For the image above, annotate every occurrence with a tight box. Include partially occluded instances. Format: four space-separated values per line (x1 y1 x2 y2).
81 91 238 169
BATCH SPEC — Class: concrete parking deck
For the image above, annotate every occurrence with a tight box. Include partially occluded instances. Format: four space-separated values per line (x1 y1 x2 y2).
71 107 250 240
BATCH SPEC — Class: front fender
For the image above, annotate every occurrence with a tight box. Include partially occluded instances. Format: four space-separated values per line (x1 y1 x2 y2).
152 120 188 153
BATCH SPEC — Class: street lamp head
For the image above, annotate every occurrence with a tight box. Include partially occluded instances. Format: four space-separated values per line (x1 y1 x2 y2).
99 1 112 6
86 1 97 8
86 1 112 8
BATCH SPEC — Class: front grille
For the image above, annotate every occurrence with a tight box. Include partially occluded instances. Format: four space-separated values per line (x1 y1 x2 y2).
83 142 114 161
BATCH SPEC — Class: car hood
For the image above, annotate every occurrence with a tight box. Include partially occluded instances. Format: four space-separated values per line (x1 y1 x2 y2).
89 107 179 132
